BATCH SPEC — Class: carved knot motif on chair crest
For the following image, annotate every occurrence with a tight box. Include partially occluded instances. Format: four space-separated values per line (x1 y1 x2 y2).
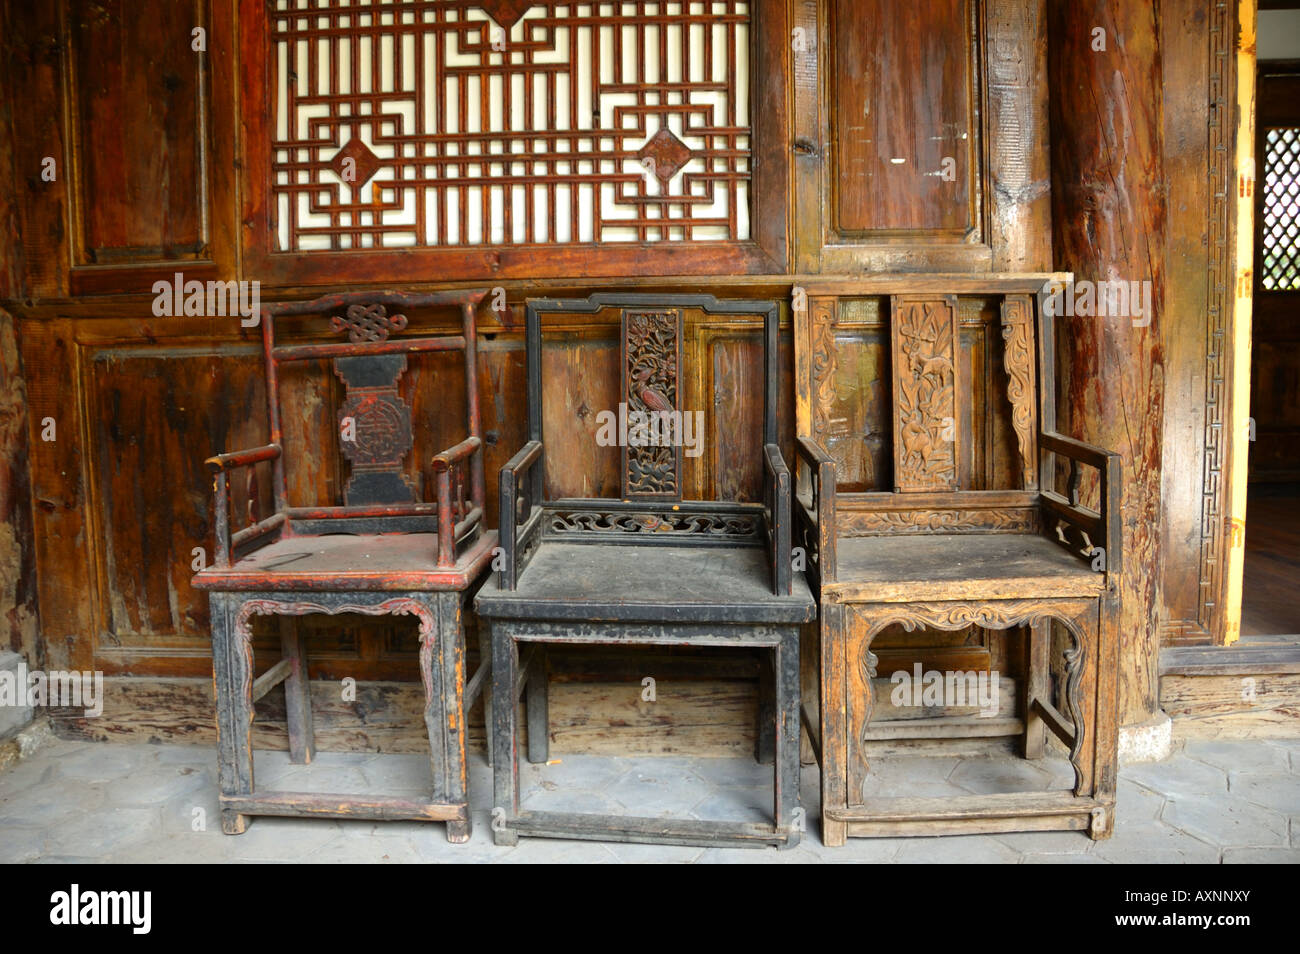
331 303 409 343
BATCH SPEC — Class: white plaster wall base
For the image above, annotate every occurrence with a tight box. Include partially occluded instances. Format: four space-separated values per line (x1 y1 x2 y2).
1119 711 1173 764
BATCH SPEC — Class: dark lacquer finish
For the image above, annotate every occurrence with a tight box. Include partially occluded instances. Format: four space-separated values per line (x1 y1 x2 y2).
476 294 815 849
193 289 496 843
793 279 1122 844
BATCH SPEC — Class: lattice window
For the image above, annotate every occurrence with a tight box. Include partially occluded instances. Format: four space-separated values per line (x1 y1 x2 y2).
1261 127 1300 290
269 0 752 252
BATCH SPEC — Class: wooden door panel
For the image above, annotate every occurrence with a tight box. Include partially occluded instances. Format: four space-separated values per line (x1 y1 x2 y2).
833 0 977 237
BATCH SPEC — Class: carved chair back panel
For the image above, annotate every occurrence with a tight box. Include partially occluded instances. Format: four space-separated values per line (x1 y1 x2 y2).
528 296 789 505
262 292 484 513
268 330 470 508
807 294 1037 500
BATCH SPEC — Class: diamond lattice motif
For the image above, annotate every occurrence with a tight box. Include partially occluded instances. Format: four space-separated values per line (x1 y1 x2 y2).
480 0 533 28
1262 127 1300 290
330 137 382 190
637 128 693 189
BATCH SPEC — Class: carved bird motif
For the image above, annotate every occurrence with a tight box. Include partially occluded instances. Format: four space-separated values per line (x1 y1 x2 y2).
631 367 673 413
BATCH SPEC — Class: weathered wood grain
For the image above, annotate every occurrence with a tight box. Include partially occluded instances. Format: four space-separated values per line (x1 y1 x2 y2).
1048 0 1166 724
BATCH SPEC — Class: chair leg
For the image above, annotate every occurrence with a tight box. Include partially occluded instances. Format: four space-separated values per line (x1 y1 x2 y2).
1023 621 1048 760
491 626 521 846
477 616 493 767
799 623 818 766
212 594 254 834
774 629 801 848
424 593 471 844
279 616 315 765
756 650 776 765
525 645 549 764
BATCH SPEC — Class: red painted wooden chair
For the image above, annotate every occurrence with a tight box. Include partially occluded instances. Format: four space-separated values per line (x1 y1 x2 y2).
193 290 495 842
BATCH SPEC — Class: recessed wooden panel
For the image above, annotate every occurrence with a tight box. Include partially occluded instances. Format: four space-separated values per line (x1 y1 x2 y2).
541 333 621 500
832 0 977 236
88 346 266 641
823 330 892 493
69 0 207 263
706 332 766 503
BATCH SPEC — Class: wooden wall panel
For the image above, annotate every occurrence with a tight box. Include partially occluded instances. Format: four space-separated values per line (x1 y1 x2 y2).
68 0 207 263
86 345 265 642
1249 319 1300 480
0 311 38 666
800 0 1050 273
1251 68 1300 483
4 1 71 298
833 0 976 236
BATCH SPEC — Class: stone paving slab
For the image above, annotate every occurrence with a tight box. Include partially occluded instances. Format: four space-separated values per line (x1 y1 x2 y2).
0 737 1296 863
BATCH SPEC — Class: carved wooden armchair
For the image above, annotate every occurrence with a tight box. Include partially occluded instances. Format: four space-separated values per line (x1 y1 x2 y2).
792 278 1121 845
193 290 496 842
475 293 816 849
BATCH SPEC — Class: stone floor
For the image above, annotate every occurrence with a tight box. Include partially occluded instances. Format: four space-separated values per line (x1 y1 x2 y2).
0 736 1296 863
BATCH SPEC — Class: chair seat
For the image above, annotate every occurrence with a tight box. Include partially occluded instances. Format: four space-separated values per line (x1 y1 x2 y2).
826 533 1104 603
194 529 497 592
475 542 816 624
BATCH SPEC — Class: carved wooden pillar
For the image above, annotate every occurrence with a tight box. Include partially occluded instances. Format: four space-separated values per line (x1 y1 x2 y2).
1046 1 1165 727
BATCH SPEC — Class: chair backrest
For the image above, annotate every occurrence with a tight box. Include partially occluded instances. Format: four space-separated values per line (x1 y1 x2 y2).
796 281 1054 535
526 293 779 505
260 289 486 512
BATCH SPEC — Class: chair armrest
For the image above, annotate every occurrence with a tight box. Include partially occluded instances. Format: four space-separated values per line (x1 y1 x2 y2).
1039 431 1112 470
498 441 544 590
204 443 281 474
1039 430 1122 580
433 435 484 568
763 443 793 596
795 436 837 586
432 435 481 472
204 443 282 568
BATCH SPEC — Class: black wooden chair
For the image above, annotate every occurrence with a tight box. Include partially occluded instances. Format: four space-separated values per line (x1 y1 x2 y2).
475 293 815 849
193 290 495 842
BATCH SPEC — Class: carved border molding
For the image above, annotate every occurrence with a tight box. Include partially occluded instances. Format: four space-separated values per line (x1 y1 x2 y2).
548 509 759 537
1000 294 1038 490
810 296 838 447
1196 0 1236 643
838 507 1041 537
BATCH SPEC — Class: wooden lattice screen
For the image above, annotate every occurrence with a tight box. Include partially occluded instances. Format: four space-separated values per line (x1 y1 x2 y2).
268 0 754 254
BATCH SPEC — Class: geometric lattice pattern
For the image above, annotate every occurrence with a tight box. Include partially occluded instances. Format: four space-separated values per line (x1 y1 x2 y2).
1261 127 1300 290
270 0 752 251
